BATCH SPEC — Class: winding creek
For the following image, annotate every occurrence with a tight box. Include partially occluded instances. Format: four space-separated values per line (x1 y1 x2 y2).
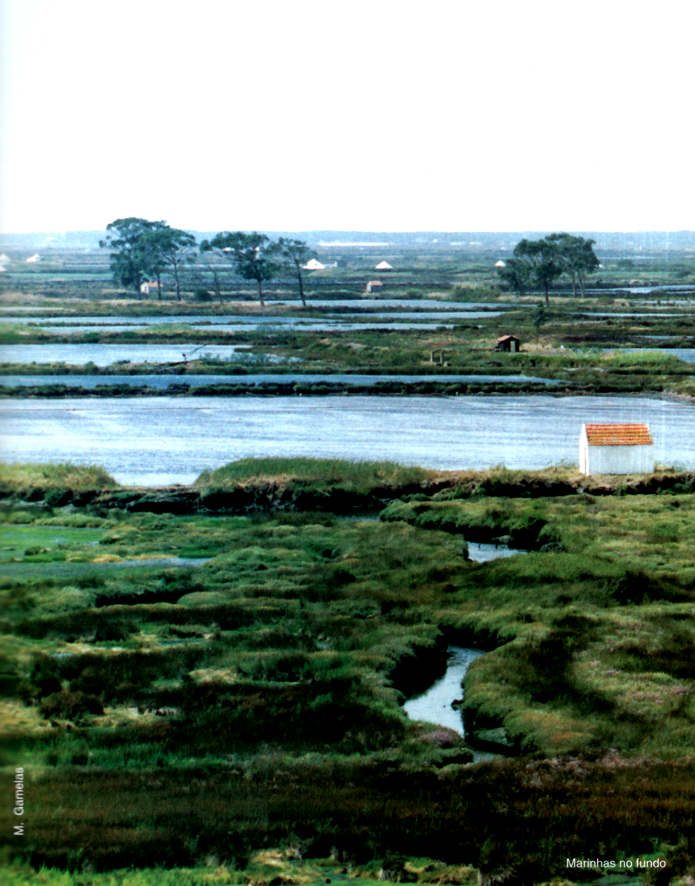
402 542 526 743
403 646 483 737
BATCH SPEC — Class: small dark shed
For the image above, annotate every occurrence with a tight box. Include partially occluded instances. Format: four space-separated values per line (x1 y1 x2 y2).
496 334 520 352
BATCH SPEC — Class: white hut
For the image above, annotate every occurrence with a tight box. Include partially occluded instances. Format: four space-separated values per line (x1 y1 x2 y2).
495 260 506 268
579 423 654 475
302 258 325 270
375 260 393 271
26 253 41 263
139 281 159 295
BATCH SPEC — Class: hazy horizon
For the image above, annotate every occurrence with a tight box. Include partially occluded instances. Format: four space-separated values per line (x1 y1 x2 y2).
3 227 695 259
2 227 695 237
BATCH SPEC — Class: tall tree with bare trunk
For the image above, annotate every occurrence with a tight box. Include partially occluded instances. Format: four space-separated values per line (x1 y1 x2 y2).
274 238 316 306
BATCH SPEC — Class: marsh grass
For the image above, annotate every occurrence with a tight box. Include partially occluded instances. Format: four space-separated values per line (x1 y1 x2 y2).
1 511 466 767
2 759 692 880
2 465 695 880
600 349 692 369
0 463 116 492
2 488 694 766
378 491 695 758
195 458 435 491
0 854 485 885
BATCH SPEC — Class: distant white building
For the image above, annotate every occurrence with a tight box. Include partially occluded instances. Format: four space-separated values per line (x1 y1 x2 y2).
140 281 159 295
26 253 41 263
302 258 326 271
375 260 393 271
495 260 506 268
579 423 654 475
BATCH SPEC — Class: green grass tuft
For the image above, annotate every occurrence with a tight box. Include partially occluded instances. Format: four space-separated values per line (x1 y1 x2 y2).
195 458 435 490
0 462 117 491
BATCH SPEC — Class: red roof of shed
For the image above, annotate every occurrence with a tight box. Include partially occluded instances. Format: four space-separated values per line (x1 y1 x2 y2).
584 423 653 446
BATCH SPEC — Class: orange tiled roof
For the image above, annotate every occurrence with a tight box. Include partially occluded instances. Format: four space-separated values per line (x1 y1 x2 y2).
584 423 653 446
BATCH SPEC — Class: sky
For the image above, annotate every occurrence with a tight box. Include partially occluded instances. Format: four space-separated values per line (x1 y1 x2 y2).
1 0 694 234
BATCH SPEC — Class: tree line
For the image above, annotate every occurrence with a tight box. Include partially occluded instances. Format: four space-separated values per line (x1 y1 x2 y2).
100 218 600 307
99 218 316 306
497 233 600 305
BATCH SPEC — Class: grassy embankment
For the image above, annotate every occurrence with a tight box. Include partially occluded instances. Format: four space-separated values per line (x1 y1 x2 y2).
1 459 694 881
0 327 693 399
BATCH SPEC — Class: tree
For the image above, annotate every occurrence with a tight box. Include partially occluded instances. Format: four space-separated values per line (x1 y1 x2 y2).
498 234 600 302
99 218 166 293
497 258 531 295
546 232 599 296
201 231 279 306
144 227 197 300
274 237 315 306
513 238 563 307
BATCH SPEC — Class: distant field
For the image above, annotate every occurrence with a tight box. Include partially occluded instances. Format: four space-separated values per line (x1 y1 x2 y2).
1 241 694 302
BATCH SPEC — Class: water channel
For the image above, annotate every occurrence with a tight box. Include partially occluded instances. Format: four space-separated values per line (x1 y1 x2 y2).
3 320 489 336
402 543 527 750
0 343 259 365
467 541 527 562
0 300 508 324
2 393 693 486
403 646 483 737
0 372 562 389
0 308 506 327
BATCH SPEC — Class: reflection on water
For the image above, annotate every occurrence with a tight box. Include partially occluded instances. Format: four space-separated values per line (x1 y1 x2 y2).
1 393 692 486
0 343 257 366
466 541 527 562
403 646 483 736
